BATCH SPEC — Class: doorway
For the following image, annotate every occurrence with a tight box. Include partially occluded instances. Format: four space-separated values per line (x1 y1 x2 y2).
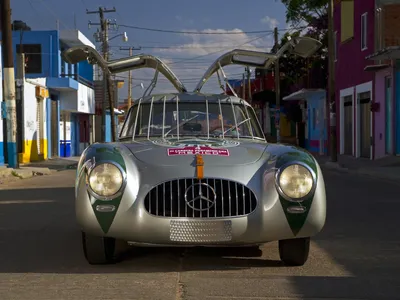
359 91 371 158
343 95 353 155
385 76 393 154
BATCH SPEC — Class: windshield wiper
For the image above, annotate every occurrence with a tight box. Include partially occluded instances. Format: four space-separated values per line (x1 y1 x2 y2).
163 114 199 137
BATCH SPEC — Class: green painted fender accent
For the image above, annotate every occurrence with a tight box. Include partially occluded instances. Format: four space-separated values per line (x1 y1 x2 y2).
273 146 318 236
77 143 127 234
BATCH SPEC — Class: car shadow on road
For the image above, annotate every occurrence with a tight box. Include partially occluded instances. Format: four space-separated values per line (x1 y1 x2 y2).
0 187 285 274
287 171 400 299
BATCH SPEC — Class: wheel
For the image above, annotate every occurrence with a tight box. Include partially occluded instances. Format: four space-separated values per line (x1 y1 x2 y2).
82 232 117 264
278 237 310 266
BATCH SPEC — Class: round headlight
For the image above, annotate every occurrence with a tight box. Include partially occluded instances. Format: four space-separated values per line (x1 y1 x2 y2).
88 163 124 198
278 164 314 199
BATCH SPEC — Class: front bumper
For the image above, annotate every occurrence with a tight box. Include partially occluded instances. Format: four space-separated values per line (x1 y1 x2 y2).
76 188 325 246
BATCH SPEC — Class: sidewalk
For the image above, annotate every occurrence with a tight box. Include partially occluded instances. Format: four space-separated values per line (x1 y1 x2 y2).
21 156 80 171
314 154 400 183
0 157 80 186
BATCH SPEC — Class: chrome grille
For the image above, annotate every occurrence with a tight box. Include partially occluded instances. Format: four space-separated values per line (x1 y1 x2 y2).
144 178 257 218
170 220 232 242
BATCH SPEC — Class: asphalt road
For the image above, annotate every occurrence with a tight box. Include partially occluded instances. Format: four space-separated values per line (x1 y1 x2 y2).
0 169 399 300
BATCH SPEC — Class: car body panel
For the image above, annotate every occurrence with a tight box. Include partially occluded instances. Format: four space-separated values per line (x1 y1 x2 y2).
75 138 326 245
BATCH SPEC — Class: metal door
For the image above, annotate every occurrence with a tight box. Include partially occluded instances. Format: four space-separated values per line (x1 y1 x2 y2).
343 96 353 155
359 92 371 158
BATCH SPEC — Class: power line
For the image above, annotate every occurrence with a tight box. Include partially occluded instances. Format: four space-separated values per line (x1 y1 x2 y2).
118 24 307 35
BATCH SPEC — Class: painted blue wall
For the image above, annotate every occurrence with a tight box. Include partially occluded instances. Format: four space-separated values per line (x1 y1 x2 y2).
78 60 94 83
395 69 400 155
0 30 60 77
0 30 93 85
307 91 328 154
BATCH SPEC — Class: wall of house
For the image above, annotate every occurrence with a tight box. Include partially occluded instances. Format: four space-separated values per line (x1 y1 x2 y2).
395 64 400 155
374 68 394 159
20 78 48 163
0 31 60 78
77 60 94 83
334 0 375 91
60 83 95 114
307 92 328 155
0 44 3 166
334 0 375 156
382 4 400 47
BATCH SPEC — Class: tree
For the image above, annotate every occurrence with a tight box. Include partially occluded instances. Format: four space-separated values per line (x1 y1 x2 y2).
278 0 328 91
281 0 327 28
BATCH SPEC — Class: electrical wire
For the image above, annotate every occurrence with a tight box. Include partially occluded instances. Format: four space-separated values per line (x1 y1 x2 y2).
118 24 307 35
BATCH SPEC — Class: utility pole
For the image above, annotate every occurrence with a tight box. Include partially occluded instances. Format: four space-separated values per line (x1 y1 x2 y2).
274 27 281 143
242 73 246 99
119 46 141 108
87 7 117 142
1 0 19 168
327 0 337 162
246 67 251 103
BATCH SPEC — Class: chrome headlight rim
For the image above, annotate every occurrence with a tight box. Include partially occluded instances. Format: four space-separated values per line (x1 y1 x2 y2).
86 160 127 201
275 161 317 202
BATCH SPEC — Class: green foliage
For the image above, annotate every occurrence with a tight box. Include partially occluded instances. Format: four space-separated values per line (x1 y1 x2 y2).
277 0 328 91
281 0 327 26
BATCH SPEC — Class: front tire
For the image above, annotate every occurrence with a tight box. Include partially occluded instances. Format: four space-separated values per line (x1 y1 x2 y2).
82 232 116 264
279 237 310 266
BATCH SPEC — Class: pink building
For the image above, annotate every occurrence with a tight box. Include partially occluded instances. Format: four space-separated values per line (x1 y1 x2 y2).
334 0 400 160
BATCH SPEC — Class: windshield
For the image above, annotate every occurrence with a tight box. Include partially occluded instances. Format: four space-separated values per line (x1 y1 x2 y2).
119 101 265 140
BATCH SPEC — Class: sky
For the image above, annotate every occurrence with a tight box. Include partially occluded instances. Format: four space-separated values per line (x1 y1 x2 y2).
11 0 292 101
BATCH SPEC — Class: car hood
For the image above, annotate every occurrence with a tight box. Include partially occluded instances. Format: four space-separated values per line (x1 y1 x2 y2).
122 138 268 166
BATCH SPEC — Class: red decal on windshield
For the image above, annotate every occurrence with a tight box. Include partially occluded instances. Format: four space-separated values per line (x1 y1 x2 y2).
167 146 229 156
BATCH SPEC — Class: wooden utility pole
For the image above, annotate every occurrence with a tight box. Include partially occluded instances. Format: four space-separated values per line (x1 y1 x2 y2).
274 27 281 143
246 67 251 103
1 0 19 168
87 7 117 142
119 46 141 108
328 0 337 162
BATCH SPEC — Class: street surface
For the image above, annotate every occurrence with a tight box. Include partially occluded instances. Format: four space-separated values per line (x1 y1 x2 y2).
0 169 399 300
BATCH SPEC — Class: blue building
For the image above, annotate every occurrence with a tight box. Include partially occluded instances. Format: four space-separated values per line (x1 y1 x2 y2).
283 89 328 155
1 27 95 163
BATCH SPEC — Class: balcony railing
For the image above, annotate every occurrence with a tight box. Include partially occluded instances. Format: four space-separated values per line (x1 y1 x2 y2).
60 73 94 89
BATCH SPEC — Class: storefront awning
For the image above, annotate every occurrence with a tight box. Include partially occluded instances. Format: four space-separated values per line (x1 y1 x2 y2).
364 64 390 72
365 46 400 60
282 88 325 101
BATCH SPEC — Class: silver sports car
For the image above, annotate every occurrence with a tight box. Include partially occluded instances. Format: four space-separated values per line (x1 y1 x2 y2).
63 37 326 266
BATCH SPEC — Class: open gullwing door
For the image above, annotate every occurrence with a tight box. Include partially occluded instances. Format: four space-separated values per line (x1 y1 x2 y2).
193 36 322 93
62 45 188 93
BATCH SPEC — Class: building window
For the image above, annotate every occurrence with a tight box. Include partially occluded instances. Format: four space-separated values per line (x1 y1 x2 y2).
334 31 338 61
361 12 368 50
16 44 42 74
340 0 354 43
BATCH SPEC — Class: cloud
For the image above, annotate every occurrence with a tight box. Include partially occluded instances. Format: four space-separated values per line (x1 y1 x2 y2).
119 28 275 99
260 16 279 30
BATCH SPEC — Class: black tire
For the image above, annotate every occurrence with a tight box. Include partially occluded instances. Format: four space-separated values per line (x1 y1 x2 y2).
82 232 117 265
278 237 310 266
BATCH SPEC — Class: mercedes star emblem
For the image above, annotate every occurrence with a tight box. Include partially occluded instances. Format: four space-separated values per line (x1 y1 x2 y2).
184 182 217 211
